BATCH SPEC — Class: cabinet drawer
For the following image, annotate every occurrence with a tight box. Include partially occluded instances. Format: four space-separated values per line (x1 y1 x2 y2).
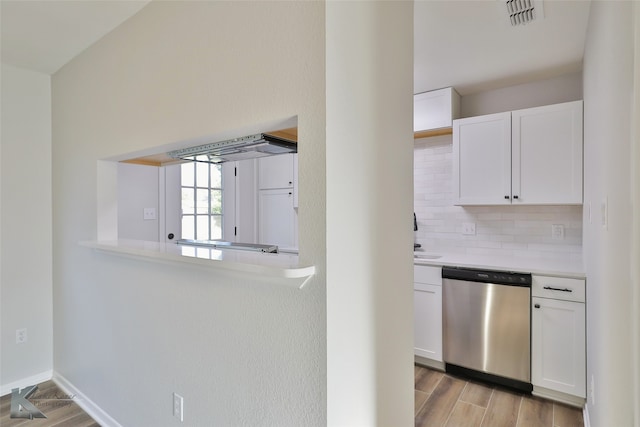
532 275 585 302
414 265 442 286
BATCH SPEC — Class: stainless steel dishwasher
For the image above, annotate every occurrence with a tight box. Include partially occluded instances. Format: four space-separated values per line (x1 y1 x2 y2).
442 266 532 392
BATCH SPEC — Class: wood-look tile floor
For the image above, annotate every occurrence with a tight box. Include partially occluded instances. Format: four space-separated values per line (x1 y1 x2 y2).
415 365 584 427
0 380 99 427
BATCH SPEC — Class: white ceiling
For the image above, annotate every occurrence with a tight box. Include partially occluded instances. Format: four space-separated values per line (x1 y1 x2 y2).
415 0 592 95
1 0 591 95
0 0 150 75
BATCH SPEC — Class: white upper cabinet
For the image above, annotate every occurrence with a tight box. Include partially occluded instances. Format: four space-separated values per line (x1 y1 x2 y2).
453 112 512 205
453 100 583 205
258 153 294 190
414 87 461 132
512 101 583 204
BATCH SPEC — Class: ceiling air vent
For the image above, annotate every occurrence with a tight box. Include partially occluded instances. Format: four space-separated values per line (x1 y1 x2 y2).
506 0 543 26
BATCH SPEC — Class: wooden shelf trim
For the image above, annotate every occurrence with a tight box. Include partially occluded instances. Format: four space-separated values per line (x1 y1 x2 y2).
414 127 453 139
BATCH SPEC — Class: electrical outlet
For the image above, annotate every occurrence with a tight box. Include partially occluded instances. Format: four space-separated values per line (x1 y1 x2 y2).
16 328 27 344
590 375 595 405
143 207 157 220
551 224 564 240
462 222 476 235
173 392 184 422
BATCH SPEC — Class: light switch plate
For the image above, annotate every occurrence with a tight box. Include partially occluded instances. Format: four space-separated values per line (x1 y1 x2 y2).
601 197 608 229
173 392 183 422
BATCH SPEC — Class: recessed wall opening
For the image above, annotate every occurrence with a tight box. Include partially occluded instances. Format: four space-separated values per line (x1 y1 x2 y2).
98 116 300 254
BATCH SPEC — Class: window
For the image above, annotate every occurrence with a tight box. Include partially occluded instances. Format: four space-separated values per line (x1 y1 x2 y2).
181 161 223 240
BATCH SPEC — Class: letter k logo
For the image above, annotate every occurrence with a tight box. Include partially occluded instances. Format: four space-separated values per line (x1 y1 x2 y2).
10 386 47 419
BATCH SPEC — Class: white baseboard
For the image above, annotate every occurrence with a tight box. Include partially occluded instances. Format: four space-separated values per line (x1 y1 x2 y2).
583 404 591 427
414 355 445 371
0 370 53 396
53 372 123 427
532 386 585 408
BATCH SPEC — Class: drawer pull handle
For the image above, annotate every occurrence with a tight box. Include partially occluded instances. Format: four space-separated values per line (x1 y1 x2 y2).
543 286 573 292
534 303 540 309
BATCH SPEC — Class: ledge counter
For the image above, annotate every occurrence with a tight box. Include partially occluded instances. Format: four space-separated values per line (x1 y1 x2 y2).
80 239 316 289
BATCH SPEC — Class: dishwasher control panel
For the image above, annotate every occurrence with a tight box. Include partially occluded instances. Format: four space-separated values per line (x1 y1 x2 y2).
442 266 531 287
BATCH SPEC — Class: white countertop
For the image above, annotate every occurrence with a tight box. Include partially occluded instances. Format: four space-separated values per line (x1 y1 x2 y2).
414 251 585 278
80 239 315 288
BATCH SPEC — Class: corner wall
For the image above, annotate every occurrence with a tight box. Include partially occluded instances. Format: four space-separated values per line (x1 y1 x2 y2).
326 2 414 425
0 64 53 393
633 4 640 424
582 1 636 425
51 2 326 425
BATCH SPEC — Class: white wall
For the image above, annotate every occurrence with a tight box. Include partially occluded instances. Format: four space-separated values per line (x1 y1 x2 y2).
117 163 159 241
326 2 414 425
633 4 640 424
461 72 583 117
415 75 584 259
52 2 326 426
582 1 637 425
0 64 53 393
414 135 582 260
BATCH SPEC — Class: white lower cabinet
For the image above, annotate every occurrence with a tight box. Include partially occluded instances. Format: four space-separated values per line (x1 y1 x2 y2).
531 275 586 404
414 265 442 363
258 188 296 248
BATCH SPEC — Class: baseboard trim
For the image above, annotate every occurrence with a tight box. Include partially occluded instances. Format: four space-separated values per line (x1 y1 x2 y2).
583 404 591 427
53 372 123 427
532 385 585 408
414 355 445 371
0 370 53 396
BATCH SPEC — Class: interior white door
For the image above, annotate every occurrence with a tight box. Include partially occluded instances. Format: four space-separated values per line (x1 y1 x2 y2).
234 159 257 243
161 163 181 243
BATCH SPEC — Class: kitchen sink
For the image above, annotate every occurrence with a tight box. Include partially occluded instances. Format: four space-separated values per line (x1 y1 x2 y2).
414 254 442 260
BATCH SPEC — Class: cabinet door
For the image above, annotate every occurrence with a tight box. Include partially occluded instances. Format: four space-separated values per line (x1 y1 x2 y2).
532 297 586 397
512 101 583 204
414 283 443 362
258 188 296 248
453 112 512 205
258 154 294 189
293 153 298 209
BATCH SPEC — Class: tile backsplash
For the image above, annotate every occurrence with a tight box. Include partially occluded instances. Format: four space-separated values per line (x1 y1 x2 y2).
414 135 582 260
